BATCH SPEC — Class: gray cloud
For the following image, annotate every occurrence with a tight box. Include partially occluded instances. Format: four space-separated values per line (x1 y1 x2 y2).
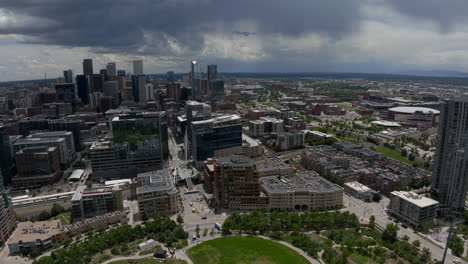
0 0 362 56
386 0 468 31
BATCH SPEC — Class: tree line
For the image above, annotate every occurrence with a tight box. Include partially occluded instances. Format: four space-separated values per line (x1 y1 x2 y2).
32 216 188 264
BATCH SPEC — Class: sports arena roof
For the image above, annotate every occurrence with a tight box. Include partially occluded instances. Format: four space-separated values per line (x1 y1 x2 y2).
388 106 440 115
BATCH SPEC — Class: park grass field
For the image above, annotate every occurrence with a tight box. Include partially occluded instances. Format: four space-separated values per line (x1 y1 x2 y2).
188 236 310 264
108 257 186 264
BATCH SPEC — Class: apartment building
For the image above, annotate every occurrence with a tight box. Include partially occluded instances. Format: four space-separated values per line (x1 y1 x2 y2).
136 169 179 218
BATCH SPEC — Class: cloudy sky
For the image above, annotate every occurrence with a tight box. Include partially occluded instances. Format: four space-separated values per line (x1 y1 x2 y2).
1 0 468 81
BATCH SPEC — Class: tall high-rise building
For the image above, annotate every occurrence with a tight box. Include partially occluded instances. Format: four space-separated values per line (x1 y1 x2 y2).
209 79 224 99
106 62 117 76
117 70 126 77
0 125 14 185
83 59 93 75
55 83 77 104
166 71 175 83
133 60 143 75
191 60 202 97
76 75 90 104
207 64 217 82
131 75 147 103
432 96 468 212
63 69 74 83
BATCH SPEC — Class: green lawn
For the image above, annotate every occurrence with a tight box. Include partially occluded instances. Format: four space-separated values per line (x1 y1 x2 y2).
53 212 71 225
139 245 161 256
373 146 419 167
349 253 374 264
108 257 186 264
188 236 310 264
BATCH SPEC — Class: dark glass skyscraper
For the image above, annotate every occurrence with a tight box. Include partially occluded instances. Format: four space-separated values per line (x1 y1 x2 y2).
207 64 217 82
191 114 242 163
83 59 93 75
76 74 90 104
432 96 468 212
0 125 13 185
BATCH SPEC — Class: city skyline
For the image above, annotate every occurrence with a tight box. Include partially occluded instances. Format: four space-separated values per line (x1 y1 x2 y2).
2 1 468 81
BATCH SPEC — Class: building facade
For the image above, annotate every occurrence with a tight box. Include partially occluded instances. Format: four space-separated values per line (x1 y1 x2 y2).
212 155 268 210
432 97 468 212
136 169 179 218
191 114 242 163
260 172 343 211
71 185 123 222
13 146 61 189
389 191 439 227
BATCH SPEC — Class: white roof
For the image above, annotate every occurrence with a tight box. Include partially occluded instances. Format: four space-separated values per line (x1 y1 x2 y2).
104 179 132 186
344 181 372 192
391 191 439 208
389 106 440 115
371 121 402 127
69 169 84 181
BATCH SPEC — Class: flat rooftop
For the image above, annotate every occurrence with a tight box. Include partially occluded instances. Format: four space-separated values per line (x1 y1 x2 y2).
9 220 62 243
344 181 372 192
391 191 439 208
242 134 259 147
137 169 175 194
72 185 118 201
260 171 342 194
257 157 293 171
192 114 240 125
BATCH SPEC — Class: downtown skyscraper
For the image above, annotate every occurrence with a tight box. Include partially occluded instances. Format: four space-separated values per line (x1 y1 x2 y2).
432 96 468 212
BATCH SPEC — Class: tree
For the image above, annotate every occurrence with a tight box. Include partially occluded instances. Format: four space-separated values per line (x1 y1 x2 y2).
401 149 407 157
203 228 208 237
176 214 184 226
141 213 148 222
39 210 50 221
412 240 420 248
449 235 464 257
51 203 64 217
369 215 376 230
195 224 200 237
402 235 410 242
372 192 382 202
382 224 399 243
420 247 431 262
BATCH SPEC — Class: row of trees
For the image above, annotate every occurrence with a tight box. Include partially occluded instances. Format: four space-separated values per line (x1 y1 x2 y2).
222 210 359 235
32 216 188 264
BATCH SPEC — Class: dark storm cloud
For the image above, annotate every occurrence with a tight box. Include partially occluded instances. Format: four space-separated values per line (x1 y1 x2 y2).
386 0 468 31
0 0 362 55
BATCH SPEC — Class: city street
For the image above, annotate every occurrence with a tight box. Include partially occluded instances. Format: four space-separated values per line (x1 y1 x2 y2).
343 194 458 263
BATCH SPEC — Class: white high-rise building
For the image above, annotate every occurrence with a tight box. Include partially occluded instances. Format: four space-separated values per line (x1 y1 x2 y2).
133 60 143 75
106 62 117 76
145 83 154 101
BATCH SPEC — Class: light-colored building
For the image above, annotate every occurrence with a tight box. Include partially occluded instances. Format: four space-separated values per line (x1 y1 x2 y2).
389 191 439 227
344 181 373 200
242 134 263 157
276 131 304 151
136 169 179 218
71 186 123 222
260 171 343 211
257 157 294 178
133 60 143 75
